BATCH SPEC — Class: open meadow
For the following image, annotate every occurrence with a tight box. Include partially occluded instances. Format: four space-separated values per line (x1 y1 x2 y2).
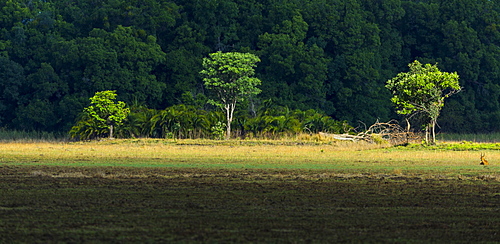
1 139 500 243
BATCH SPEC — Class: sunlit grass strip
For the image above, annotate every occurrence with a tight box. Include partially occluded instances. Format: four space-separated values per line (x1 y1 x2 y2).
0 140 498 177
400 141 500 151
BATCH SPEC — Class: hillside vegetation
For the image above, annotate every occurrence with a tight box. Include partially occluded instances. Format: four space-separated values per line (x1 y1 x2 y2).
1 0 500 134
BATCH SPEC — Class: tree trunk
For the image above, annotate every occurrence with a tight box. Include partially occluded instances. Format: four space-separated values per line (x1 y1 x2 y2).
424 125 430 144
405 118 411 144
431 119 436 145
423 121 437 145
226 118 231 140
109 124 114 139
225 102 236 140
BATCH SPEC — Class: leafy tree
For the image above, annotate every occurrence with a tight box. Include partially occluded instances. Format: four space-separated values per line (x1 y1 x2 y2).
81 90 130 139
14 99 57 131
27 63 68 101
75 27 166 107
162 23 210 105
385 60 461 144
257 13 331 112
200 51 262 139
302 0 391 123
0 56 24 125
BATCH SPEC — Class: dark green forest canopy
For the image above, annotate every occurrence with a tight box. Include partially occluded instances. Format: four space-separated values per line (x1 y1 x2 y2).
1 0 500 133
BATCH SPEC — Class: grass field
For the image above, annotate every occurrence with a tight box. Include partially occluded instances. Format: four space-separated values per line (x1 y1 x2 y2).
1 139 500 243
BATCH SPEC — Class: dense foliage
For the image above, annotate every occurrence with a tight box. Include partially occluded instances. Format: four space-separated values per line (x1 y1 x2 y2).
201 51 262 139
386 60 461 143
75 90 130 139
1 0 500 133
70 97 350 140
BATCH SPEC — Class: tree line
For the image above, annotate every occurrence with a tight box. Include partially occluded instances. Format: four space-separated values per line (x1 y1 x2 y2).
1 0 500 134
70 91 349 140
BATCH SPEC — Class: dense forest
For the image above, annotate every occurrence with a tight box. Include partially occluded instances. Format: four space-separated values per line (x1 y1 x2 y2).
1 0 500 135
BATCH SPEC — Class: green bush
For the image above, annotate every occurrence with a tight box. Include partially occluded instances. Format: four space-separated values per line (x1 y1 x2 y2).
69 102 350 141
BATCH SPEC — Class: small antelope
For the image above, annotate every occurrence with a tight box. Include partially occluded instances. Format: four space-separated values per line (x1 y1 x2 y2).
480 153 489 165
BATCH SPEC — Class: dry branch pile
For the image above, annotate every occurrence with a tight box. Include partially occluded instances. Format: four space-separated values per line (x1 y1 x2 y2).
320 120 420 144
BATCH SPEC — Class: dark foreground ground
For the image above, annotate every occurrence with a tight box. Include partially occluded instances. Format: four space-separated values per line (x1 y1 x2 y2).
1 165 499 243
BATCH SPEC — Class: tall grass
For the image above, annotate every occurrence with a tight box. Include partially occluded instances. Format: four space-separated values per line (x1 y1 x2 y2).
437 133 500 142
0 129 67 142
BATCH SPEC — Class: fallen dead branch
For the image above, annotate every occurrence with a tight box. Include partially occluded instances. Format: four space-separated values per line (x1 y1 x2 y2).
320 120 421 144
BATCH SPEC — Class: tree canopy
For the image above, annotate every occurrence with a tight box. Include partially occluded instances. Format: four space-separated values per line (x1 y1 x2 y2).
386 60 461 143
78 90 130 139
1 0 500 134
201 51 262 139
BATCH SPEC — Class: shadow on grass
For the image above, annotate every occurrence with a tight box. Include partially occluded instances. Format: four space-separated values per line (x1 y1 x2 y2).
1 166 499 243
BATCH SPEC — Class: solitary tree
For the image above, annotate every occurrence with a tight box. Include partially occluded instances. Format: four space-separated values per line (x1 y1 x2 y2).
200 51 262 139
385 60 461 144
84 90 130 139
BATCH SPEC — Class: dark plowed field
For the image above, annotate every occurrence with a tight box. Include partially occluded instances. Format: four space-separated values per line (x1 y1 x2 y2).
1 165 499 243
